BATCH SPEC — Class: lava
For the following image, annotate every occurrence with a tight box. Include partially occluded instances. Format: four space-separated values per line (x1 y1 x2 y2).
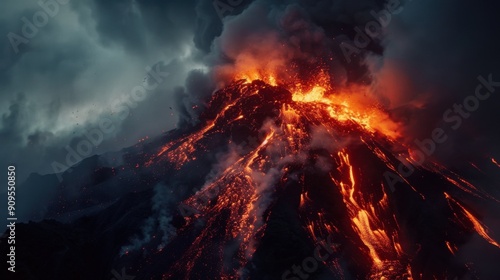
144 74 499 279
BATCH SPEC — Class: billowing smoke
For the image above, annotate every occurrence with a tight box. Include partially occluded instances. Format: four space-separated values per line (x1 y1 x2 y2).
150 0 395 125
185 0 500 174
204 0 386 89
120 183 176 254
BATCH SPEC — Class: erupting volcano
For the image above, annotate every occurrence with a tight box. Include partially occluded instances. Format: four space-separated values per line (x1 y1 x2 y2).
117 72 500 279
2 1 500 280
3 71 500 280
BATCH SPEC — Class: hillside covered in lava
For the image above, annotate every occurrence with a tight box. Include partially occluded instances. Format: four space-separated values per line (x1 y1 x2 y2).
2 79 500 280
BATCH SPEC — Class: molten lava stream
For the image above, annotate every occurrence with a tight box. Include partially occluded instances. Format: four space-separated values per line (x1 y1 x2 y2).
333 150 411 279
167 130 278 279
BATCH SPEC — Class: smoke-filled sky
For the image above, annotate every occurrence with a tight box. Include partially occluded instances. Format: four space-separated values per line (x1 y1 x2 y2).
1 0 500 183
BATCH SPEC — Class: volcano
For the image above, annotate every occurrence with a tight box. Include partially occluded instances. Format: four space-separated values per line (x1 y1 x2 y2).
2 80 500 280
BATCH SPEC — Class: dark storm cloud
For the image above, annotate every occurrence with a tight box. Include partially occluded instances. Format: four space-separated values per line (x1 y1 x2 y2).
0 0 207 181
75 0 197 54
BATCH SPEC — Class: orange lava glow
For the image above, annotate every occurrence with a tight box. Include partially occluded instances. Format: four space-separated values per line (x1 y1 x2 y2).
236 69 402 140
149 69 499 279
292 85 401 139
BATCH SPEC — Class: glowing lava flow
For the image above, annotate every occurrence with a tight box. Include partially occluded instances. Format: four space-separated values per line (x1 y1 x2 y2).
334 151 408 277
444 192 500 249
291 85 401 140
147 77 500 279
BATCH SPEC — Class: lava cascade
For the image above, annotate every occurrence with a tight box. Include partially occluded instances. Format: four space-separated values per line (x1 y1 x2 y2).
144 75 500 279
